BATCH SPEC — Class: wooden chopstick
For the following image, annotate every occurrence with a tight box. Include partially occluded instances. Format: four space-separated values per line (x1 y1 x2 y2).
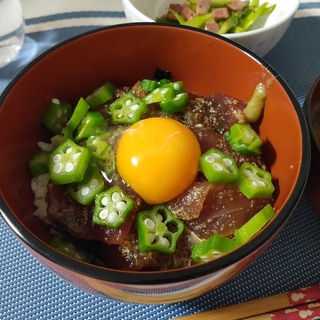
173 284 320 320
243 300 320 319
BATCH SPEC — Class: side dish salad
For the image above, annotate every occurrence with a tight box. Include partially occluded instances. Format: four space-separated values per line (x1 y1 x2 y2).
29 69 276 271
156 0 276 34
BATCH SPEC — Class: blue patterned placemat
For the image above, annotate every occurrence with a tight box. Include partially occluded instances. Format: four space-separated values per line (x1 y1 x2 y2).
1 197 320 320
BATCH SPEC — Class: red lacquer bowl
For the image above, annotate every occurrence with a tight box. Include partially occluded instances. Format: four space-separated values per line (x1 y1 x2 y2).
0 23 310 303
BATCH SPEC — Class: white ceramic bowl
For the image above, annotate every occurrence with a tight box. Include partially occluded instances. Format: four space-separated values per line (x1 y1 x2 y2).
122 0 299 56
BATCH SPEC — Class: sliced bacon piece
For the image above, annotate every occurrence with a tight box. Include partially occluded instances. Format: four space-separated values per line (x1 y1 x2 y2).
205 19 220 33
212 7 230 20
196 0 212 15
45 182 141 245
181 3 196 20
227 1 248 12
186 183 272 239
167 4 183 20
169 3 183 14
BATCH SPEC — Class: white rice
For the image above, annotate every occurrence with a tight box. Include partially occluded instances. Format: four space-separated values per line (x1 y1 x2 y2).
31 173 50 224
37 141 54 152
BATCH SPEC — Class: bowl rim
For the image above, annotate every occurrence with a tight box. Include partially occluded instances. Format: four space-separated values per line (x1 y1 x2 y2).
122 0 300 40
0 22 311 285
304 75 320 151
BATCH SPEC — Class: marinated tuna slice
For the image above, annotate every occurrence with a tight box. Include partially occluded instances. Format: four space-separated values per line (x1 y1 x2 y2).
186 183 272 239
45 181 141 244
102 230 165 271
183 94 247 134
167 181 213 221
103 228 194 271
192 126 267 169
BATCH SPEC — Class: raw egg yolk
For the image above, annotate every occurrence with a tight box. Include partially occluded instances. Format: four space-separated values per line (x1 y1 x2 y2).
116 117 201 204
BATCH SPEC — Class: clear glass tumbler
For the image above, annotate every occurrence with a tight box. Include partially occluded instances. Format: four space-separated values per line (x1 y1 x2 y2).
0 0 25 68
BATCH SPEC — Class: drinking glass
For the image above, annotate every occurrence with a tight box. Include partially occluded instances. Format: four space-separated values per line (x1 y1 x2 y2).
0 0 25 68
